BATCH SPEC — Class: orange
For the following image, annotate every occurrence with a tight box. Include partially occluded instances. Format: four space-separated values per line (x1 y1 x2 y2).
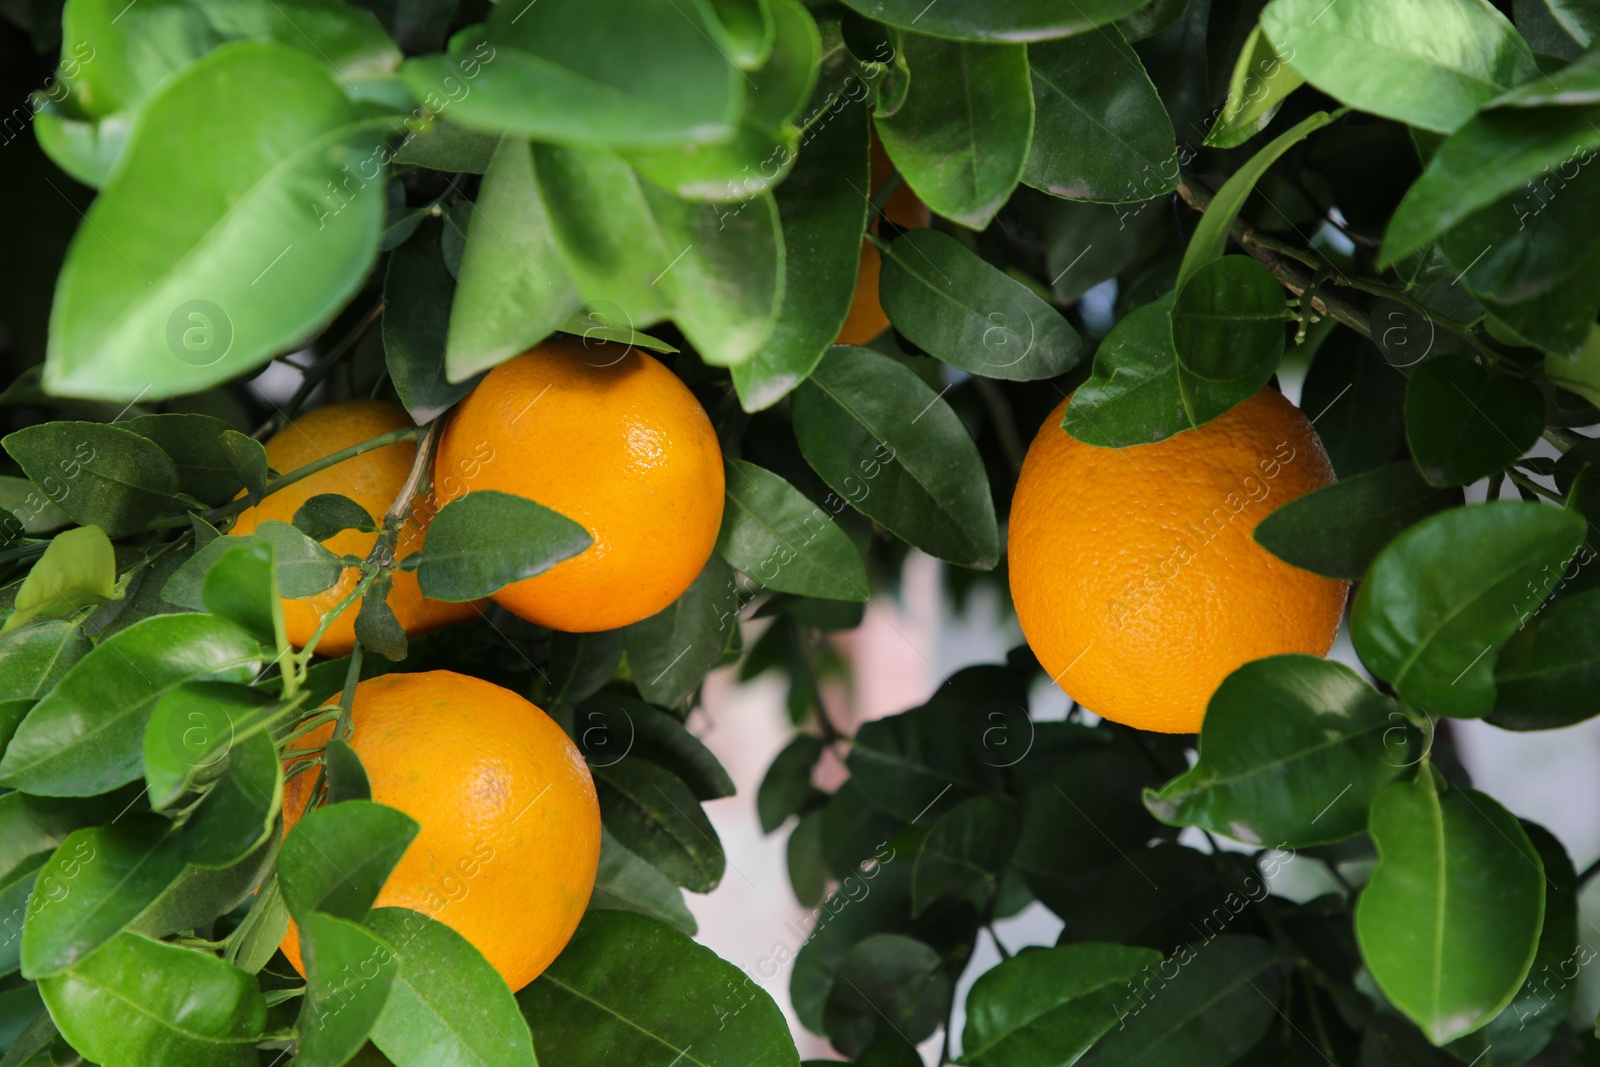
279 670 600 991
229 399 477 656
1008 388 1349 734
836 134 931 345
434 337 725 632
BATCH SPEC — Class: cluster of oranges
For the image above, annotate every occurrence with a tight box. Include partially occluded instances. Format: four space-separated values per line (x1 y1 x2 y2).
236 157 1345 990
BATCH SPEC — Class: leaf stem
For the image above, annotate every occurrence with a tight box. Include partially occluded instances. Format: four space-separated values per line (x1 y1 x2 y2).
259 302 385 437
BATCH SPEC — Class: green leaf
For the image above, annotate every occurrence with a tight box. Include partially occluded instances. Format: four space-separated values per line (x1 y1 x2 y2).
758 735 825 834
519 909 798 1067
533 143 785 366
1040 196 1167 302
355 570 409 662
43 43 388 400
402 0 739 148
176 730 282 869
1482 240 1600 359
574 694 734 801
2 423 178 536
1205 26 1305 149
589 828 696 936
1144 656 1410 847
130 833 277 942
224 876 289 976
790 854 913 1032
1381 106 1600 265
391 119 499 174
445 138 580 385
1049 844 1257 953
0 477 71 538
792 346 998 568
548 630 625 706
1405 358 1545 486
165 520 344 608
383 221 479 424
836 0 1148 41
200 540 283 650
3 526 121 635
1254 462 1465 580
1259 0 1537 133
142 681 281 810
1171 255 1285 385
124 413 250 507
1176 110 1336 292
874 34 1033 230
717 460 869 601
1492 587 1600 729
1514 0 1600 59
298 913 398 1067
416 490 592 602
911 796 1018 916
38 933 265 1067
1021 28 1176 203
787 809 827 908
1082 936 1281 1066
279 800 420 923
0 621 89 702
823 934 950 1056
878 229 1083 380
1356 772 1545 1044
20 816 187 978
325 737 373 805
366 907 538 1064
1351 501 1585 716
593 759 725 893
0 790 140 885
623 555 741 707
294 494 377 542
1300 329 1408 477
0 613 264 796
731 33 870 411
960 942 1161 1067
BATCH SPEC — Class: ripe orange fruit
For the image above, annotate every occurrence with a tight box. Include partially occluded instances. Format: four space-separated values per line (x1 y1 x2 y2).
1009 388 1349 734
229 399 476 656
836 135 931 345
279 670 600 991
434 337 725 632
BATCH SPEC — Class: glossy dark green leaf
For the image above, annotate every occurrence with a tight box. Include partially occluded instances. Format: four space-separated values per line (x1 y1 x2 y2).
823 934 949 1056
325 737 373 805
1082 935 1281 1066
298 913 398 1067
0 858 47 978
224 876 289 976
520 909 797 1066
165 521 344 608
416 490 592 602
364 908 537 1066
0 621 89 702
1040 196 1167 301
1382 106 1600 265
0 791 141 887
1254 462 1465 580
575 694 733 801
403 0 739 148
732 33 871 411
1481 238 1600 358
383 221 478 423
961 942 1161 1067
624 555 741 707
792 346 999 568
548 630 625 705
593 760 725 893
44 44 388 401
791 856 913 1032
294 494 376 542
2 423 178 536
758 735 825 833
1145 656 1409 847
1356 772 1544 1044
445 137 579 385
1050 844 1262 953
717 460 869 601
20 816 187 979
1351 502 1585 715
279 800 420 923
822 780 906 881
1405 358 1545 487
0 985 42 1050
1300 329 1407 477
176 730 281 869
837 0 1148 41
142 681 281 811
0 614 264 796
129 834 277 942
200 540 282 649
874 34 1033 230
1260 0 1537 132
38 933 265 1067
1492 587 1600 729
1022 28 1175 203
589 828 696 936
1061 298 1264 446
787 809 828 908
911 795 1018 915
1172 255 1285 383
124 413 249 507
879 229 1083 380
355 570 409 663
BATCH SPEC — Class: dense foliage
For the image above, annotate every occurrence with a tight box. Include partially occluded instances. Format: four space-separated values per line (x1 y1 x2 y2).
3 0 1600 1064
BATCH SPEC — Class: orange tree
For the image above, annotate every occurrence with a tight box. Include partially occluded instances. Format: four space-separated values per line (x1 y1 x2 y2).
2 0 1599 1064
